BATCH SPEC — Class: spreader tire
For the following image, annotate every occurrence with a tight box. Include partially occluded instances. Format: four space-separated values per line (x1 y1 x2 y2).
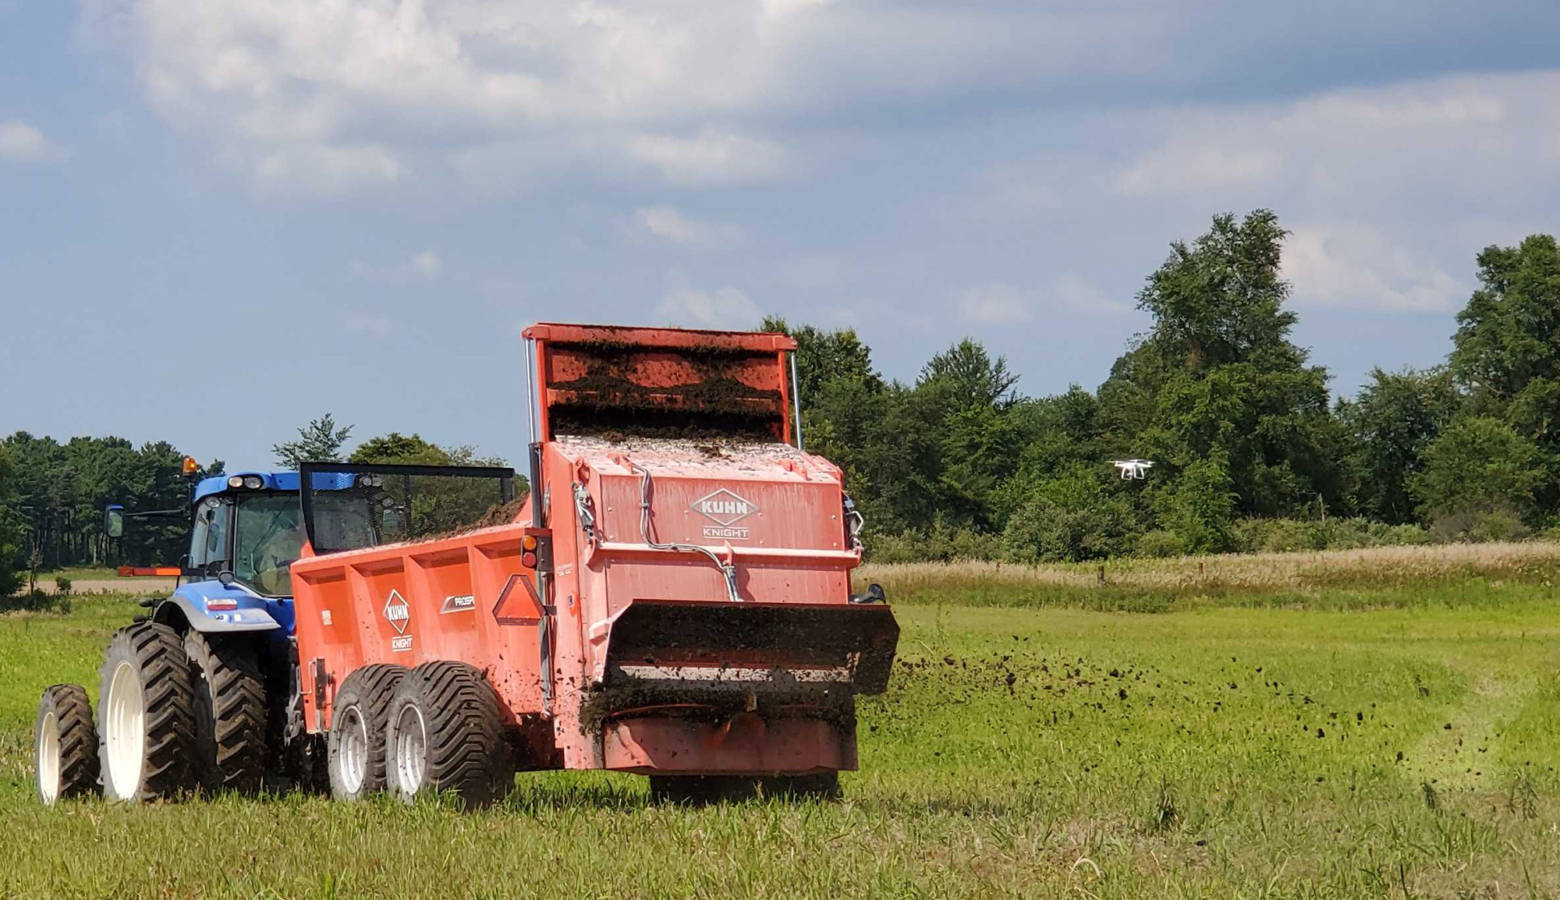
761 771 841 801
97 623 198 803
35 685 99 805
648 775 760 805
184 630 267 794
385 661 511 807
649 772 841 804
327 664 407 801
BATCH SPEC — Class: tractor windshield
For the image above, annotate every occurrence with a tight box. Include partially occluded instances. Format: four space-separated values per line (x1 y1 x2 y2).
234 493 305 596
299 463 518 555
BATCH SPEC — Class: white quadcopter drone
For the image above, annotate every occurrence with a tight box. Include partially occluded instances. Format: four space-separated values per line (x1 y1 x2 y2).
1113 458 1154 480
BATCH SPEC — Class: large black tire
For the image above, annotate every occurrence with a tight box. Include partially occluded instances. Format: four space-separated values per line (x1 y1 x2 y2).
183 630 267 795
384 661 511 807
649 775 760 805
97 623 198 803
327 664 407 801
760 772 841 801
35 685 100 805
649 772 842 805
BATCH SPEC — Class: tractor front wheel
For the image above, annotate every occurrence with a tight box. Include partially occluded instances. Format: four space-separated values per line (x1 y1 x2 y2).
97 623 198 803
384 661 511 807
35 684 99 805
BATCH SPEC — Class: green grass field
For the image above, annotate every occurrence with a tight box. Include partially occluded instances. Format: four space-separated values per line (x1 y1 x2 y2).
3 547 1559 898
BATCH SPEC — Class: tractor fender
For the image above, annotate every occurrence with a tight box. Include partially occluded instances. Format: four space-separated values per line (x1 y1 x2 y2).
153 594 282 634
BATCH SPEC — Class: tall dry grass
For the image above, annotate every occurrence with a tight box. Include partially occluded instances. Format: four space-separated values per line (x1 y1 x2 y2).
858 540 1560 606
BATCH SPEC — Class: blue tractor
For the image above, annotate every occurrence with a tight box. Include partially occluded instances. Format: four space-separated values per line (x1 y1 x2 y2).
34 463 516 805
37 468 362 803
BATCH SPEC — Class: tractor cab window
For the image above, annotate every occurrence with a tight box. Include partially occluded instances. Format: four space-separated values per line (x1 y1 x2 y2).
310 492 380 554
234 493 305 597
188 497 231 571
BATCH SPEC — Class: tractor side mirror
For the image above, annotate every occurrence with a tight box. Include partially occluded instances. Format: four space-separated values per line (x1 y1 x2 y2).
105 506 125 539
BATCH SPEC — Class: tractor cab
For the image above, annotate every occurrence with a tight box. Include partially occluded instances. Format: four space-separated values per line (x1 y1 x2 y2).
158 471 365 635
188 472 336 596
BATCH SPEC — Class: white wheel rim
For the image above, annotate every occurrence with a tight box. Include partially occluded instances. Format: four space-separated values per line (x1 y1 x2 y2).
105 661 145 801
338 707 369 795
36 710 60 805
393 705 426 795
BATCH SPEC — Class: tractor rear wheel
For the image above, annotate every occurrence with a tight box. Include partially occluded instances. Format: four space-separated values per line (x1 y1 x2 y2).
327 664 407 801
384 661 511 807
184 630 267 794
35 684 99 805
97 623 198 803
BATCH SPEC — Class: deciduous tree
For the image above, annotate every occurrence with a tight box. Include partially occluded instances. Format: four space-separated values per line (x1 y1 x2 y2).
273 413 353 468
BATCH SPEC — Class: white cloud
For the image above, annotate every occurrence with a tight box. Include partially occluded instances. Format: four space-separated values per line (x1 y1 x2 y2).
958 283 1030 325
344 313 393 337
351 250 442 283
958 277 1130 325
972 70 1560 316
74 1 825 191
1284 225 1465 313
1116 145 1281 197
250 144 402 194
656 282 761 329
74 1 1183 193
629 128 788 186
1052 274 1133 317
0 120 61 163
634 206 745 250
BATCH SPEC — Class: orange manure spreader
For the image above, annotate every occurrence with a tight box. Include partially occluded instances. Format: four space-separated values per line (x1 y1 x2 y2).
290 323 899 804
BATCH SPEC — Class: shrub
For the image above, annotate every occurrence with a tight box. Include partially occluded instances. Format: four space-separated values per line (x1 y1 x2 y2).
1000 466 1138 563
1134 529 1186 558
864 522 1002 563
1160 453 1236 554
1231 517 1434 553
1412 417 1547 524
1430 502 1532 543
0 588 69 614
864 530 925 564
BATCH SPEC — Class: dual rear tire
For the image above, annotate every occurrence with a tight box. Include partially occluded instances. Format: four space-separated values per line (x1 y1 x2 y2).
184 630 267 794
97 623 198 803
39 624 267 805
328 661 512 807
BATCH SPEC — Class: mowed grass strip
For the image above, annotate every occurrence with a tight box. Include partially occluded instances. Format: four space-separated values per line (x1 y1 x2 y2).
0 562 1557 897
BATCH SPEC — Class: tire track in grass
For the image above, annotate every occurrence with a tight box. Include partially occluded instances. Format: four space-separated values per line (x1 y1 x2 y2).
1401 671 1534 792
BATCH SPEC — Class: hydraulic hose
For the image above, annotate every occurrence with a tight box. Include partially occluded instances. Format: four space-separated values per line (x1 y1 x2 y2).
629 462 742 603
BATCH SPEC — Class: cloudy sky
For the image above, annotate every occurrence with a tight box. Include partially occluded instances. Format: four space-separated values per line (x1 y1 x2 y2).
4 1 1558 467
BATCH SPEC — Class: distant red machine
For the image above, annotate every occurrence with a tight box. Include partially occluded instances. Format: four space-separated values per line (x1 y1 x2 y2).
288 323 898 803
114 566 182 577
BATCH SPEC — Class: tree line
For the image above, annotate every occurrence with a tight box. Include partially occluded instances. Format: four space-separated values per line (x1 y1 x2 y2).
773 210 1560 562
0 421 502 593
5 207 1559 591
